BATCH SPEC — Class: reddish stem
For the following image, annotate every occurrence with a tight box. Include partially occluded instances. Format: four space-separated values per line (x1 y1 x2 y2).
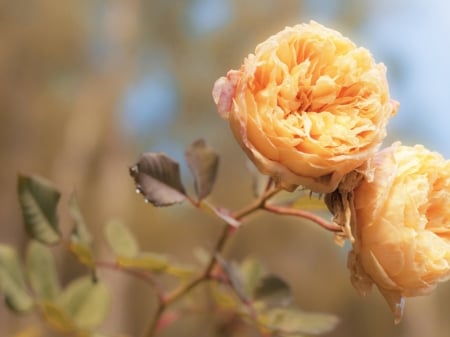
263 204 341 232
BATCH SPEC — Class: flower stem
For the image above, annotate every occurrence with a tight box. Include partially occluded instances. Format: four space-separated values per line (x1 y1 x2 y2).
142 185 282 337
263 203 341 232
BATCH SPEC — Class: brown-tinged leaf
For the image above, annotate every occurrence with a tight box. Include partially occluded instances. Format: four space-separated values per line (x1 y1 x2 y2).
0 244 34 313
185 139 219 200
57 276 111 330
199 200 240 227
26 241 61 301
216 256 249 302
17 174 61 244
105 220 139 258
129 152 186 207
253 275 292 308
258 307 339 335
239 258 265 298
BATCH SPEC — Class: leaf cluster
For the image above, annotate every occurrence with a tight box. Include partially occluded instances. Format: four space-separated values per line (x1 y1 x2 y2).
1 139 339 337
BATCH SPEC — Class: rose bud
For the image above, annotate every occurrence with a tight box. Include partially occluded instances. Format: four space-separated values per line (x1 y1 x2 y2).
213 21 398 193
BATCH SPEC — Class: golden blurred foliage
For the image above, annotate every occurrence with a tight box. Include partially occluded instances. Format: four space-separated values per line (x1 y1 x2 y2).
1 1 450 337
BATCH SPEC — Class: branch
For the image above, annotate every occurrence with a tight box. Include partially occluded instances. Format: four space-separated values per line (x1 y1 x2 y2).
263 204 342 232
142 183 282 337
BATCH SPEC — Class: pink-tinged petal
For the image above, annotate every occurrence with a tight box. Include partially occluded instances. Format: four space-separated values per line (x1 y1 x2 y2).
212 21 397 193
212 70 240 119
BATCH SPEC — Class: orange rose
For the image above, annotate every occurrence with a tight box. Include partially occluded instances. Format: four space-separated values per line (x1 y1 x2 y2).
348 143 450 322
213 21 398 193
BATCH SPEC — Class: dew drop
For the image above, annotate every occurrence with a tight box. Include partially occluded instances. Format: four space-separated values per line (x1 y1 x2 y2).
144 198 149 203
135 188 140 194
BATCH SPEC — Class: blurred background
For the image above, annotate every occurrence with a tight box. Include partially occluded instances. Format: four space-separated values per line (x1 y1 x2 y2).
2 0 450 336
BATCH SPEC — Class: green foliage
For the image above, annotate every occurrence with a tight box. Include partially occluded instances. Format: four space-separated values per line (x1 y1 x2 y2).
26 241 61 301
105 220 194 277
258 307 339 336
0 244 34 313
37 275 111 334
105 220 139 258
56 276 110 330
213 258 338 336
17 174 61 244
69 193 95 269
2 142 342 337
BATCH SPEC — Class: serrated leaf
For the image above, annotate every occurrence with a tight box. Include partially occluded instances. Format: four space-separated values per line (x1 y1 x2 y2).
117 252 169 272
26 241 60 301
253 275 292 308
259 307 339 335
105 220 139 258
199 200 240 227
58 276 111 330
185 139 219 200
129 152 186 207
17 174 61 244
0 244 34 313
69 193 92 246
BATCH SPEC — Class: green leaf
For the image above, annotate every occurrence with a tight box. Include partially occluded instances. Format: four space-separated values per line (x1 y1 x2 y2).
117 252 169 272
58 275 111 330
69 242 95 269
40 301 75 333
69 192 92 246
129 152 186 207
199 200 240 227
105 220 139 258
26 241 60 301
17 174 61 244
0 244 34 313
239 258 265 298
259 307 339 336
68 194 95 269
185 139 219 200
253 274 292 308
210 283 240 310
165 264 195 278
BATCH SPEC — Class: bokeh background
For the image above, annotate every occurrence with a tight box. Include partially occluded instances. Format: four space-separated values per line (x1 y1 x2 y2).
2 0 450 336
